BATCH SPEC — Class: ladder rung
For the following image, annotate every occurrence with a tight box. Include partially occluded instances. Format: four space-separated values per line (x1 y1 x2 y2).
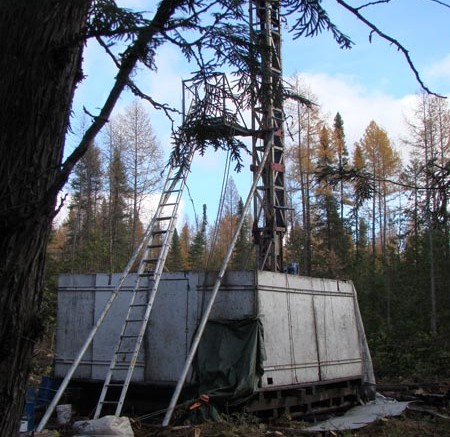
143 258 158 263
113 364 135 370
163 189 181 194
156 216 172 221
139 273 155 278
162 202 176 207
100 400 119 405
121 335 139 338
130 303 147 307
147 244 163 249
153 230 168 235
106 382 124 387
125 319 143 323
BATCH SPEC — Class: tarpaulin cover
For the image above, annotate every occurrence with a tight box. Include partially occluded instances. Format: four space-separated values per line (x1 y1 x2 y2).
194 318 266 404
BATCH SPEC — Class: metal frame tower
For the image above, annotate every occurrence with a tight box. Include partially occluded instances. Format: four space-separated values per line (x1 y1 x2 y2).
250 0 286 272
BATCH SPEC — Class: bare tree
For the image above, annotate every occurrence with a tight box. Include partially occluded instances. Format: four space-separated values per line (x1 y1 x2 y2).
118 101 163 249
405 93 450 334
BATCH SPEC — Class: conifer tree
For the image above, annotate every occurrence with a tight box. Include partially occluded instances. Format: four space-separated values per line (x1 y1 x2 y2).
285 77 322 275
107 146 132 272
63 144 103 272
333 112 349 222
231 197 254 270
166 228 184 271
313 126 351 277
189 205 207 271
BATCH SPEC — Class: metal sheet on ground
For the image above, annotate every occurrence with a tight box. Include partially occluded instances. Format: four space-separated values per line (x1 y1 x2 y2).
306 396 410 431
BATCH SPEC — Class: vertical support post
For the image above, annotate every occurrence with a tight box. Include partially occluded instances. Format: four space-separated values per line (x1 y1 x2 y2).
250 0 286 272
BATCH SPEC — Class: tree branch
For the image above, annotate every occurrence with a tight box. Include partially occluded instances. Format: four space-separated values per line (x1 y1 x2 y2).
427 0 450 10
96 36 178 120
335 0 445 98
126 79 179 122
357 0 392 11
285 0 353 48
47 0 188 206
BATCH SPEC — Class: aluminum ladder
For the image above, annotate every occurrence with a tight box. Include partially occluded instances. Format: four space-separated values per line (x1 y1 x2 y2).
93 149 194 419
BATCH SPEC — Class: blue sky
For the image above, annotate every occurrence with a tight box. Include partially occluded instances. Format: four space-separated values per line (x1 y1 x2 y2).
63 0 450 229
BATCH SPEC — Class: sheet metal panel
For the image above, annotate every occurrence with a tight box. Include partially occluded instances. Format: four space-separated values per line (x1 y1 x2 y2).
257 271 363 388
313 293 362 380
197 271 256 320
54 274 96 379
91 274 146 381
145 272 198 383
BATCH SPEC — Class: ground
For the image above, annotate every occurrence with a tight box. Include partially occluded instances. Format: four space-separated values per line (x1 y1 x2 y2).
30 343 450 436
131 410 450 437
33 388 450 437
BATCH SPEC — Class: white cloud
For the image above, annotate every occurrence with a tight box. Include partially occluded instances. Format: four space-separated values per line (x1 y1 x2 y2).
297 72 417 159
425 54 450 85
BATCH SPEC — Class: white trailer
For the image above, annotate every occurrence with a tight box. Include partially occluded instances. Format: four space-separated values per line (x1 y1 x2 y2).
55 270 374 417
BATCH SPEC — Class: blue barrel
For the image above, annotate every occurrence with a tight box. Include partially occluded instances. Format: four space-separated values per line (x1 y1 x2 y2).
287 263 299 275
36 376 59 406
22 387 36 431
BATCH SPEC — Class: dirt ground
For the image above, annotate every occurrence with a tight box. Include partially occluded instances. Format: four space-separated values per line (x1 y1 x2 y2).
36 383 450 437
128 382 450 437
42 402 450 437
132 411 450 437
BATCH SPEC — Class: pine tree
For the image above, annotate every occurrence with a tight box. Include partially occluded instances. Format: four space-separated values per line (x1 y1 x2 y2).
107 146 132 272
231 197 254 270
313 126 351 278
285 220 304 271
166 228 184 271
179 221 192 270
189 205 207 271
333 112 349 222
63 143 103 272
359 120 401 327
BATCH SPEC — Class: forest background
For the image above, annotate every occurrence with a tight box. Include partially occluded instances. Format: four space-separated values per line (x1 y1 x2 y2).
43 80 450 382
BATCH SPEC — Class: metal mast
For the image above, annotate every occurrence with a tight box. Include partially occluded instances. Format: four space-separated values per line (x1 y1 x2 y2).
250 0 286 272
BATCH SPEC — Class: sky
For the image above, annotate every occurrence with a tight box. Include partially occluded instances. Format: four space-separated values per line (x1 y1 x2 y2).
61 0 450 229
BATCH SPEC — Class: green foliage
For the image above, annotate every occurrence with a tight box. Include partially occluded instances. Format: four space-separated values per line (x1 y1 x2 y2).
286 103 450 381
231 198 254 270
369 329 450 380
171 119 249 175
87 0 148 41
189 204 208 271
166 228 184 272
285 0 353 48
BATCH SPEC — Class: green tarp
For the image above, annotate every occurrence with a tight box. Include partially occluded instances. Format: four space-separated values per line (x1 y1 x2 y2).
194 318 266 404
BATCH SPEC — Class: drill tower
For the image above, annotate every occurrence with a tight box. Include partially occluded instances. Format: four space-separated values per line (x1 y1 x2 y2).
250 0 286 272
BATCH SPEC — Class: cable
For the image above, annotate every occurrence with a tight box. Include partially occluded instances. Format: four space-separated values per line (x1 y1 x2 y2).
185 182 198 231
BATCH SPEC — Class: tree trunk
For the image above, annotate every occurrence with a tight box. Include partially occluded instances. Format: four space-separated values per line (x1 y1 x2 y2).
0 1 90 434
